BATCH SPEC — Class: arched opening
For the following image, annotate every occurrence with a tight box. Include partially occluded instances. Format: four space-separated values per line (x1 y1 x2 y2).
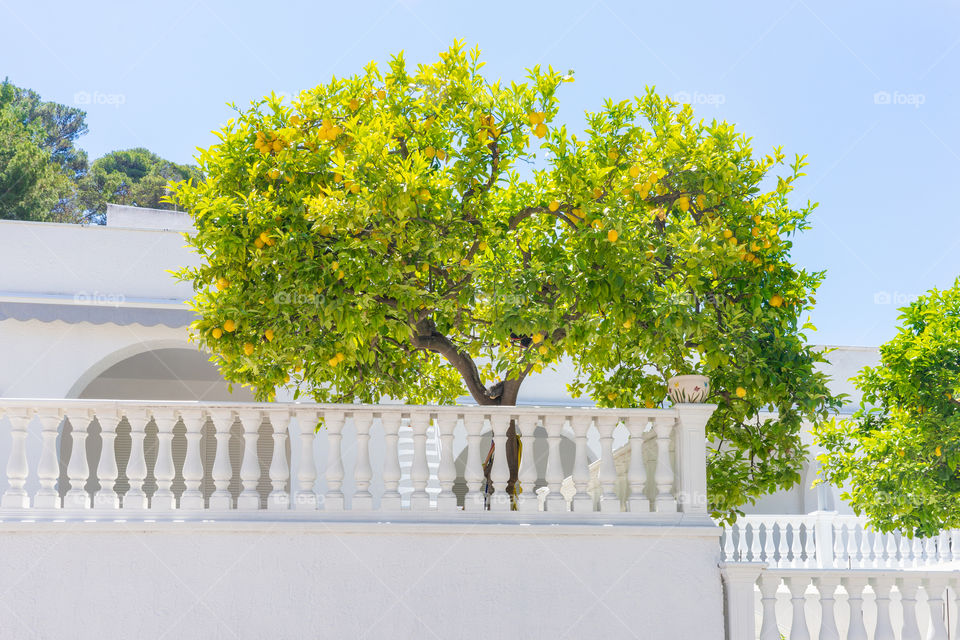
56 346 278 508
74 347 254 402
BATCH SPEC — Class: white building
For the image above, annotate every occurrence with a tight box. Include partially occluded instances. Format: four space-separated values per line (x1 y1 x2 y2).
0 206 955 639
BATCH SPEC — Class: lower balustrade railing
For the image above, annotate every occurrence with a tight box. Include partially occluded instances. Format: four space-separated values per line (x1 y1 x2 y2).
722 514 960 569
0 399 716 521
721 565 960 640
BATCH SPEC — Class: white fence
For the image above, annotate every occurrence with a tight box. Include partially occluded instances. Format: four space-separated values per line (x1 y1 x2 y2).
722 514 960 569
721 565 960 640
0 399 716 522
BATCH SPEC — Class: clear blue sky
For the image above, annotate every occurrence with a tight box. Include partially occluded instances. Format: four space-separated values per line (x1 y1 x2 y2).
3 0 958 348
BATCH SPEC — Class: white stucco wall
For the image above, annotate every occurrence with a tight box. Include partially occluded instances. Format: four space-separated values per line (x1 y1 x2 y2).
0 521 724 640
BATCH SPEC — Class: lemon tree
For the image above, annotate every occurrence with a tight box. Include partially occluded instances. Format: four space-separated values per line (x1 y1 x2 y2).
172 42 839 519
815 282 960 537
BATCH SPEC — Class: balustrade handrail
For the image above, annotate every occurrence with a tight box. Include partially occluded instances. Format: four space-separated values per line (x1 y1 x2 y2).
0 398 717 524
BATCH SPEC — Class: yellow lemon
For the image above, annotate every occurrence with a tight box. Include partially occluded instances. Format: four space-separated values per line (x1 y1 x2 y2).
216 277 230 291
722 229 733 239
770 294 784 307
254 238 264 249
478 241 488 251
629 165 641 178
243 342 254 355
593 187 603 199
349 98 360 111
264 329 274 342
622 319 632 329
539 345 548 355
424 146 436 158
677 196 690 212
532 333 543 344
223 319 236 333
735 387 747 398
534 123 548 138
211 328 223 339
548 200 560 212
607 229 619 242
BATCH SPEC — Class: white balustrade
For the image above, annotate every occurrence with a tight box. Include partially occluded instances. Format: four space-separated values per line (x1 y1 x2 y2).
724 568 960 640
0 399 711 522
722 513 960 570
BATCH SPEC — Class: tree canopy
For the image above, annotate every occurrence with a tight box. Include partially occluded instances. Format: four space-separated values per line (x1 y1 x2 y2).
78 147 200 217
172 42 839 520
815 281 960 537
0 98 74 221
0 79 197 222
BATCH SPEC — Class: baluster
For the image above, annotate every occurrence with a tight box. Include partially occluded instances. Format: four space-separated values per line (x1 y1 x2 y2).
923 537 936 566
409 411 431 510
207 410 234 510
843 577 869 640
950 530 960 563
267 410 291 510
899 534 912 567
323 410 346 511
749 522 762 563
236 410 262 510
436 412 458 512
178 410 205 510
924 577 950 640
33 410 62 509
65 410 92 509
380 412 402 511
463 413 485 511
516 413 539 513
846 523 859 567
833 523 846 568
871 577 895 640
897 577 922 640
93 410 121 509
652 416 676 512
569 414 593 512
627 416 649 514
488 412 512 512
722 525 734 562
2 410 32 508
787 575 811 640
859 526 873 569
758 573 781 640
936 532 949 564
762 520 775 566
815 576 841 640
124 409 149 509
293 410 318 510
595 415 619 512
150 410 178 510
872 529 885 568
790 522 804 568
885 533 897 568
543 415 566 512
911 537 923 568
351 410 374 511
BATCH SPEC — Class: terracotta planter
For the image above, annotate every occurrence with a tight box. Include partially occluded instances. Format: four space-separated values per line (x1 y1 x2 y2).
667 375 710 404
